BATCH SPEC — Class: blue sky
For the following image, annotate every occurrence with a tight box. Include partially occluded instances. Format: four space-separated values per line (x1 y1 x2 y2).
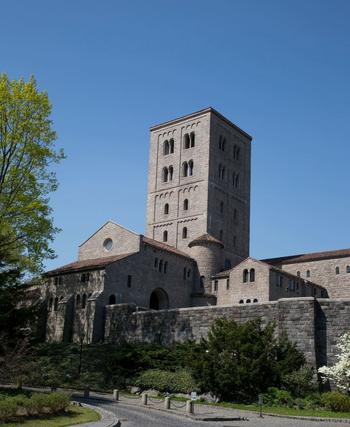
1 0 350 270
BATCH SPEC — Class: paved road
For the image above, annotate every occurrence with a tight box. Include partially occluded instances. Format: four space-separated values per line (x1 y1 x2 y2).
87 398 350 427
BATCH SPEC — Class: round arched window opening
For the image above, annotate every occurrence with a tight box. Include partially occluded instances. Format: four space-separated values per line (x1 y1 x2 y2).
103 238 113 251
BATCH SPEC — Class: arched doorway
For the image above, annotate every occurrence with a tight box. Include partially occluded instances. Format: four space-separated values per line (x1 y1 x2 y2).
149 288 169 310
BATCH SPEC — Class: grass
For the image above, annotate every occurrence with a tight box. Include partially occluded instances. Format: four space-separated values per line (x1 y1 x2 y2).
123 391 350 419
0 405 100 427
203 401 350 419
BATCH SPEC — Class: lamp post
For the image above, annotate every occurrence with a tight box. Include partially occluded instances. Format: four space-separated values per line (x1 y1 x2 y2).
78 332 85 375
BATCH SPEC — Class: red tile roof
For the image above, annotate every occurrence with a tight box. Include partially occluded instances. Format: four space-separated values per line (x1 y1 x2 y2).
262 248 350 266
44 253 134 276
141 236 194 260
188 233 224 248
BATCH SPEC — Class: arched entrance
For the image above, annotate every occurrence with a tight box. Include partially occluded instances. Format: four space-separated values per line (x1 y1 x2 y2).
149 288 169 310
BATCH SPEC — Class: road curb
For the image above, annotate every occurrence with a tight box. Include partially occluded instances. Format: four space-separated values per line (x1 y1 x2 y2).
69 402 121 427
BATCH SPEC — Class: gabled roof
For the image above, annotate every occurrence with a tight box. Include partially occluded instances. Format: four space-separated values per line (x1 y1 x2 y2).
262 248 350 266
211 257 326 290
188 233 224 248
78 220 139 247
213 257 267 278
44 253 135 276
142 236 194 261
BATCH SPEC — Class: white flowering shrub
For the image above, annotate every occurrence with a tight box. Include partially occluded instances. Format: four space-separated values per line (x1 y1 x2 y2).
318 332 350 393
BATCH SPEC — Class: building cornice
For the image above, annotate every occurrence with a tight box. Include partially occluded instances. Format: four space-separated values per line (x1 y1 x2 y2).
150 107 252 141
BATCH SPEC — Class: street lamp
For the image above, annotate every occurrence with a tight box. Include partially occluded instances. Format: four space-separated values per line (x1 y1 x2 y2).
78 332 85 375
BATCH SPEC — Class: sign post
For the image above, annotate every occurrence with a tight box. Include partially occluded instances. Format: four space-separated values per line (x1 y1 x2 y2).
258 394 263 418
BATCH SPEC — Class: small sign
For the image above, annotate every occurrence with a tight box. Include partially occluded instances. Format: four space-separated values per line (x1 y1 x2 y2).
190 391 198 401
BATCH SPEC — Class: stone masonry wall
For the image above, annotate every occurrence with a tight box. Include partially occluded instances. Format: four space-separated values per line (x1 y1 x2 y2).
105 298 350 368
281 257 350 298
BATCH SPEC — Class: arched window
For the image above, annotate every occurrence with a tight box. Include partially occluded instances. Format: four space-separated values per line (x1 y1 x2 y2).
184 133 190 149
253 298 258 303
233 145 240 160
182 162 188 177
233 208 237 220
183 268 187 280
169 165 174 181
109 294 116 305
220 201 224 213
187 269 191 278
154 257 158 268
182 227 188 239
164 140 170 155
243 269 249 283
235 173 239 188
214 280 218 291
163 230 168 242
188 160 194 176
335 266 340 275
162 167 168 182
250 268 255 282
169 138 174 153
219 229 223 241
222 138 226 151
82 294 87 309
347 266 350 274
159 259 163 272
164 203 169 215
183 199 189 210
164 261 168 274
76 294 81 309
306 270 311 277
200 276 205 288
239 299 244 304
54 297 58 311
246 299 251 303
226 279 230 290
190 132 195 147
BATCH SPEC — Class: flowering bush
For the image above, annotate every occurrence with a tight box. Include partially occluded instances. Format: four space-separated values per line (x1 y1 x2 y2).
318 332 350 393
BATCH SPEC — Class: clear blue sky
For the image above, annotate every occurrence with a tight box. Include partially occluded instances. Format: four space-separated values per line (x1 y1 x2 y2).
2 0 350 270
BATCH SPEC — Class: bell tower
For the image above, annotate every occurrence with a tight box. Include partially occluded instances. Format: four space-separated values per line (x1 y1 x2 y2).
145 107 252 271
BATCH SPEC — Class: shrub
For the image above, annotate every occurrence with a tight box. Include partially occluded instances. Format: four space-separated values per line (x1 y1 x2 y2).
0 398 17 421
302 393 322 410
134 369 198 394
262 387 293 407
45 392 70 412
320 391 350 412
282 367 315 397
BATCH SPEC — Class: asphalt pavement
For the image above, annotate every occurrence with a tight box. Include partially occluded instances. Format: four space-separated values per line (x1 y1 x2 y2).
85 398 350 427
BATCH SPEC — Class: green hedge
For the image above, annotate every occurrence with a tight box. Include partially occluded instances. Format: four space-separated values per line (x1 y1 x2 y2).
0 392 70 422
320 391 350 412
133 369 198 394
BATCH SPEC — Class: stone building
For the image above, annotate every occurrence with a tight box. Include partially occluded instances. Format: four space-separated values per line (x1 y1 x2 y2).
43 107 349 348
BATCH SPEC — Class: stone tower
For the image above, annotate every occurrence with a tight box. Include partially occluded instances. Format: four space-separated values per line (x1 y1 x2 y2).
146 107 252 280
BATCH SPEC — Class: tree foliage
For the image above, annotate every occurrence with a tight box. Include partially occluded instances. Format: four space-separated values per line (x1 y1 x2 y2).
188 318 305 402
0 74 64 273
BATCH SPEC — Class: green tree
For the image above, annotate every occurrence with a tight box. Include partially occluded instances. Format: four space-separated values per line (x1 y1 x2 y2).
188 318 305 402
0 74 64 274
